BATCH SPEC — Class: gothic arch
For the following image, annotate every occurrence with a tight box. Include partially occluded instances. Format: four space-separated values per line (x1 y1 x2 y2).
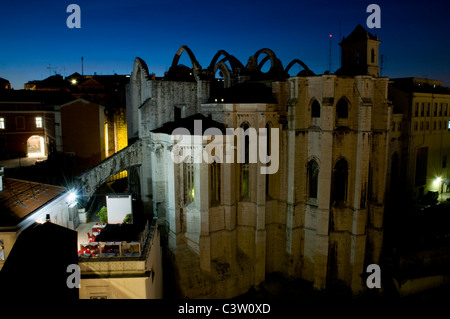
131 57 151 104
310 98 321 118
336 96 351 119
247 48 286 77
208 50 245 74
307 158 320 199
285 59 315 76
131 57 150 83
213 59 232 88
170 45 202 80
331 157 349 205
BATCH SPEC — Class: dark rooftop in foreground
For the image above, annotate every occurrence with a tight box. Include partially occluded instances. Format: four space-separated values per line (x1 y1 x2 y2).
152 113 227 135
0 178 67 227
390 77 450 94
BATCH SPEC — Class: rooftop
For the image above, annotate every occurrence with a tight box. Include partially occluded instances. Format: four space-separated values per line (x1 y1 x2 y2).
340 24 379 43
152 113 227 135
390 77 450 95
0 178 67 227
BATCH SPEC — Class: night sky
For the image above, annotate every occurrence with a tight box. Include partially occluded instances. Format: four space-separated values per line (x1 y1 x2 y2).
1 0 449 89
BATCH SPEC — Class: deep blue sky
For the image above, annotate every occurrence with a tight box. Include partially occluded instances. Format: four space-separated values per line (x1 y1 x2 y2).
1 0 449 89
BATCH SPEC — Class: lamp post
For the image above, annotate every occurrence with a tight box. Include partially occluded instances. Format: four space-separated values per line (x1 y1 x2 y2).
436 177 442 201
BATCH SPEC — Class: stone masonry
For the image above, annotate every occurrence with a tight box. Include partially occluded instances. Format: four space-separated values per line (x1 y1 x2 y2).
126 26 391 298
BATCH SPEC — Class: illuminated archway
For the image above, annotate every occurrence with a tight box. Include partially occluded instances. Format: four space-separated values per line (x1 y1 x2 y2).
27 135 45 158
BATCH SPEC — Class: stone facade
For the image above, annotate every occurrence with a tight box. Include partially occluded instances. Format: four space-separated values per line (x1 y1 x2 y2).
388 77 450 202
126 26 391 297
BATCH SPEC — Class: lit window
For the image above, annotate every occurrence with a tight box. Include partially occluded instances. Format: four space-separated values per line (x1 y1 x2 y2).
0 118 4 129
210 162 221 205
184 161 194 205
35 117 43 128
240 123 250 199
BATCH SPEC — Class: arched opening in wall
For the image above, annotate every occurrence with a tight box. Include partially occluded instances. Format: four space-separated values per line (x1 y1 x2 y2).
307 159 319 199
240 123 250 200
258 56 271 73
27 135 45 158
210 161 221 206
211 68 225 103
331 158 348 207
336 98 349 119
184 160 195 206
311 99 321 118
371 48 375 64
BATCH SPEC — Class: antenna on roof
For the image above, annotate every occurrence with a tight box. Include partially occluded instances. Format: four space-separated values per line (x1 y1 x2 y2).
328 34 333 72
380 54 386 76
47 64 57 77
81 56 84 76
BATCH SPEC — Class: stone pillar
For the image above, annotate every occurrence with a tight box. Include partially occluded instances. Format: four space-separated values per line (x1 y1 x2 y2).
141 136 153 217
223 161 237 262
199 160 211 271
312 98 334 290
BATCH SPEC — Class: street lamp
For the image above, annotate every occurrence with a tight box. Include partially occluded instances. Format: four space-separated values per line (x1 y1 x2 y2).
435 177 443 201
67 190 78 208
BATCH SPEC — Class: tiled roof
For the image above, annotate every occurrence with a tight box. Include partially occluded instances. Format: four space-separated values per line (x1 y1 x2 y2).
0 178 67 227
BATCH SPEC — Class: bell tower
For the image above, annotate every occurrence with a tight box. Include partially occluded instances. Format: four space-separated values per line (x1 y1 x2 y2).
338 24 381 77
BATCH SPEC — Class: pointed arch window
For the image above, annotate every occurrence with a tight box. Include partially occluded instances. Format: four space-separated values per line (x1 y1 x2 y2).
183 160 194 205
332 158 348 205
336 98 349 119
240 123 250 199
311 100 321 118
210 162 221 205
307 159 319 199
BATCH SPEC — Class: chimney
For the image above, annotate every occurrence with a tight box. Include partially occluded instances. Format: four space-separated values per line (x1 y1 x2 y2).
45 214 51 222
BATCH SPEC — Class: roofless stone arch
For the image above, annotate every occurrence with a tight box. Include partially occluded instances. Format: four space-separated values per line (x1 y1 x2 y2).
213 60 232 88
168 45 202 80
208 50 245 74
246 48 287 79
285 59 315 76
132 57 150 82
